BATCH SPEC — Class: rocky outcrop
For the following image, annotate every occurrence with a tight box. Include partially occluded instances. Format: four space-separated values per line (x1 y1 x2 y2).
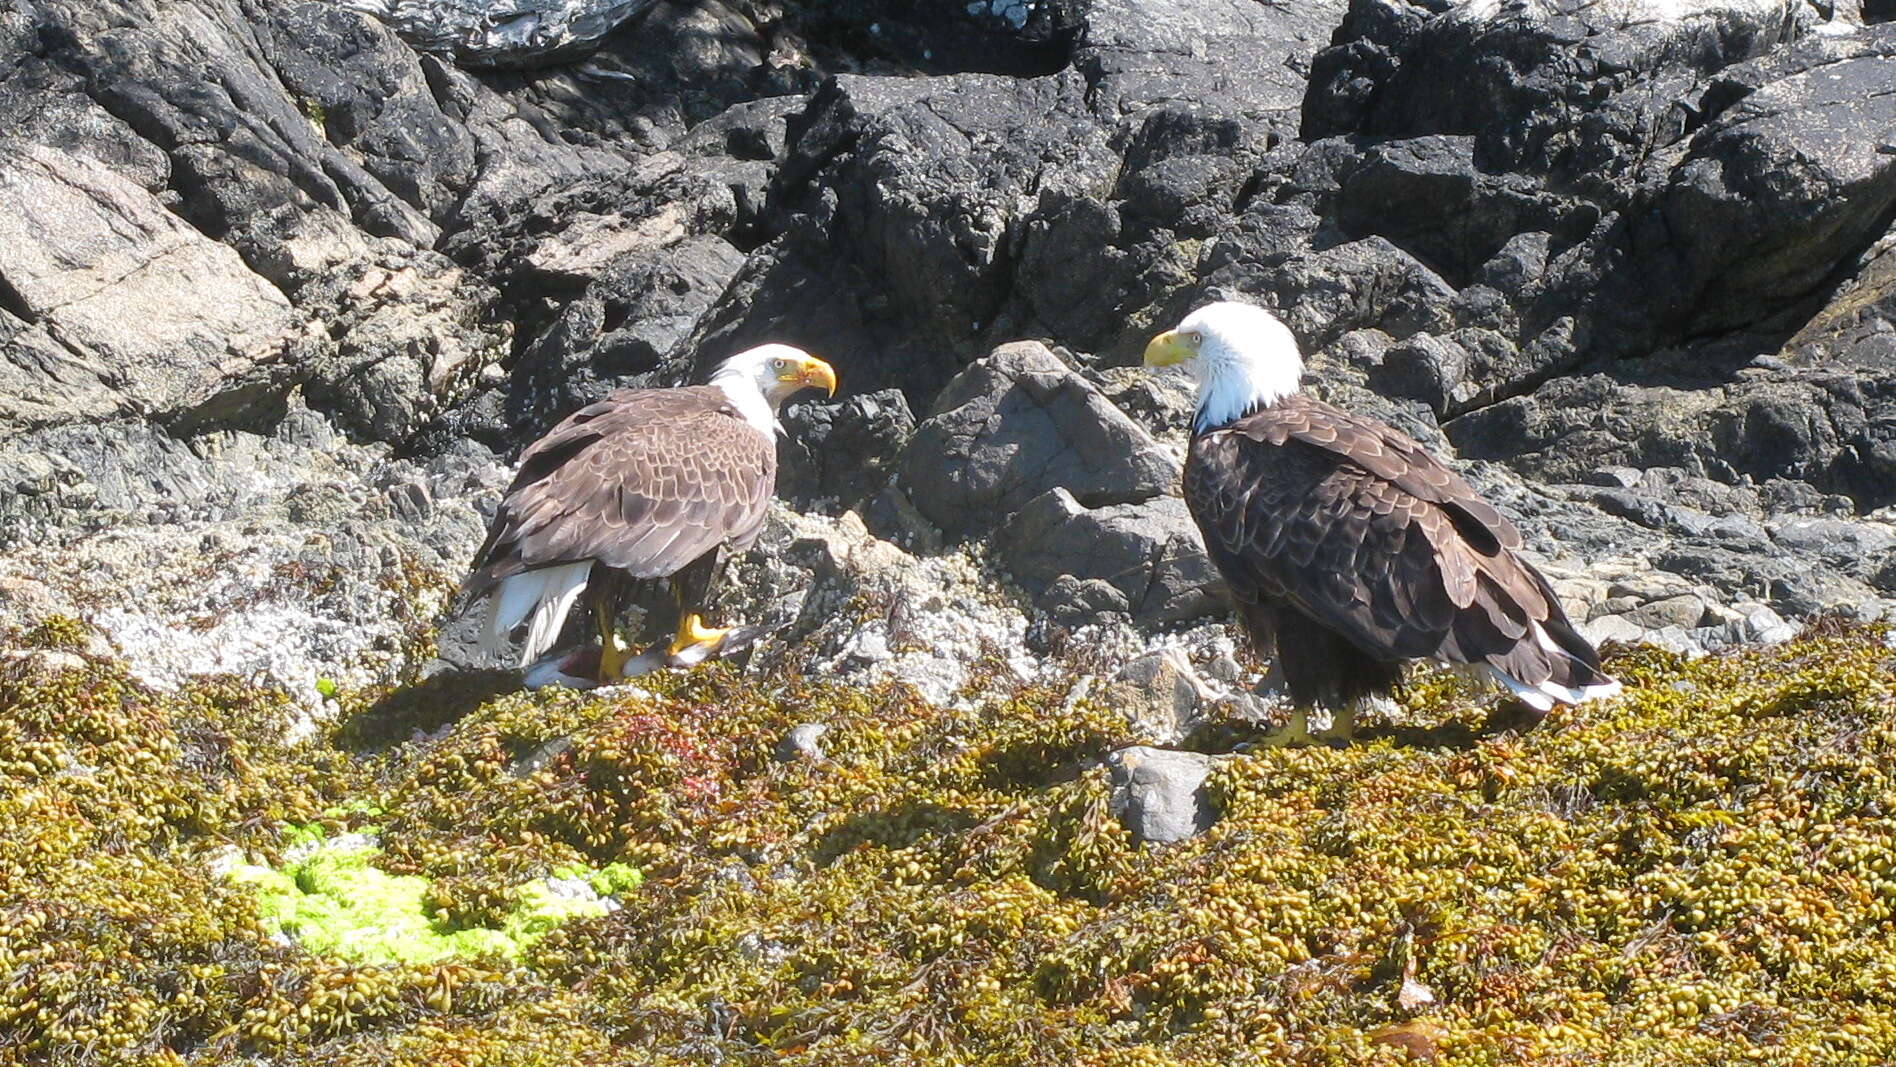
994 489 1219 626
901 342 1178 535
4 0 1896 706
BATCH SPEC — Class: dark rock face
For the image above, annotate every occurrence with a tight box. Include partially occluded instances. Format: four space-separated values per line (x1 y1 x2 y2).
4 0 1896 695
779 387 916 509
900 342 1178 536
1645 32 1896 338
994 489 1222 626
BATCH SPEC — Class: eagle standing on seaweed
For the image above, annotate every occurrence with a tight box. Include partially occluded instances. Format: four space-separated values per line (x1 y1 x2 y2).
462 344 837 683
1144 301 1620 742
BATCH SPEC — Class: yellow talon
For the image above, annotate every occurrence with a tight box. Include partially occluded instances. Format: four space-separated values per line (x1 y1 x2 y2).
669 613 731 657
597 637 631 681
596 602 631 681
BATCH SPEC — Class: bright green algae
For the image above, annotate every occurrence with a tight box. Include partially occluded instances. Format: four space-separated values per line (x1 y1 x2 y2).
231 832 641 964
2 614 1893 1065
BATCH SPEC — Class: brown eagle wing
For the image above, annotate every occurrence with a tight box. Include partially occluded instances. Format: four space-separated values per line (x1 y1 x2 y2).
463 386 775 594
1185 394 1580 675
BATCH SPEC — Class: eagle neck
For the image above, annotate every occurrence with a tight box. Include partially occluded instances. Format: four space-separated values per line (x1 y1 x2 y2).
710 376 778 437
1193 374 1299 435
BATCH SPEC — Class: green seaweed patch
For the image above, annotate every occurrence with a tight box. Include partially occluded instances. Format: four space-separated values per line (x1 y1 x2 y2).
233 832 637 965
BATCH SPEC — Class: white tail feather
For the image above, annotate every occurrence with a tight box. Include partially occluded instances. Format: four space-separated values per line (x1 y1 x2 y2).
481 562 593 667
1486 621 1623 711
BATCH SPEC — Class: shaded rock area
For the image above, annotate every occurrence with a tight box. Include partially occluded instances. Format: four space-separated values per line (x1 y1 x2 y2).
3 0 1896 713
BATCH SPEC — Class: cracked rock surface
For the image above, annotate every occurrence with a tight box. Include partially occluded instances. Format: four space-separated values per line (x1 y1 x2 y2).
3 0 1895 708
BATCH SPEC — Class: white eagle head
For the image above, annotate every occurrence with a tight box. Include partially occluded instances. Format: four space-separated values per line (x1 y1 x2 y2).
708 343 838 434
1144 301 1304 433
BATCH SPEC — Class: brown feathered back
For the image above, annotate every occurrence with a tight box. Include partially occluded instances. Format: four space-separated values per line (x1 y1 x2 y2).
464 385 775 594
1184 393 1611 705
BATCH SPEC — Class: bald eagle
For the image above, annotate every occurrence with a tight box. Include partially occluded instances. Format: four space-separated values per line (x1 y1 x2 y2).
463 344 837 682
1144 302 1619 741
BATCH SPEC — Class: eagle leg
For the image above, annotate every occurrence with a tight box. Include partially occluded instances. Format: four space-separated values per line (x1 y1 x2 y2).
662 553 740 663
1245 706 1359 748
593 582 631 681
1245 707 1317 748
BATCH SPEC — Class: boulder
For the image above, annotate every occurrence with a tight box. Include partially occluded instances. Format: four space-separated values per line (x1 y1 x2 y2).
726 509 1037 705
778 389 917 510
1736 602 1802 645
1107 745 1222 843
1303 0 1825 181
994 489 1221 626
901 342 1179 536
1106 647 1219 746
1078 0 1344 122
706 71 1119 398
1766 516 1896 586
260 2 480 229
508 234 747 435
1646 30 1896 336
0 143 296 429
302 256 511 444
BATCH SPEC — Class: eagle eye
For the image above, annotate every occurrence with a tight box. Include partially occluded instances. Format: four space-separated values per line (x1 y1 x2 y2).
770 358 787 371
1187 331 1204 345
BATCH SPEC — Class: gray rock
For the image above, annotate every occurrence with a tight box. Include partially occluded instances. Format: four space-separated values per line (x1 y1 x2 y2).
1036 576 1132 625
1736 603 1802 645
1107 647 1217 746
779 389 917 510
304 257 510 444
1650 32 1896 338
1579 614 1646 648
1305 0 1821 180
1623 593 1709 631
994 488 1222 626
1643 625 1708 658
1107 745 1222 844
726 509 1037 706
262 2 480 230
1767 517 1896 584
1454 369 1896 516
902 343 1180 536
512 233 748 434
1090 363 1198 443
1078 0 1343 121
705 71 1119 399
338 0 658 68
860 488 946 555
775 723 829 763
0 142 296 430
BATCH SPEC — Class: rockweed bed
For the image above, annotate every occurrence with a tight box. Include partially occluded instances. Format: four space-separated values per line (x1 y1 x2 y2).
2 616 1893 1065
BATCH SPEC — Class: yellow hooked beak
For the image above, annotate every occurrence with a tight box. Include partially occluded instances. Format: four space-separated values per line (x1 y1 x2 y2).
1143 329 1198 367
781 355 837 397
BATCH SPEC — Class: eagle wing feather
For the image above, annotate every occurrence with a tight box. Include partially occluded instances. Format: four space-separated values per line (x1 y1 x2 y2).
1187 394 1606 684
464 386 775 594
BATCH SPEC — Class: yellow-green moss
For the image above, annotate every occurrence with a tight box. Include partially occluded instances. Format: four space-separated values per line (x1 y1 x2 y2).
3 615 1894 1065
